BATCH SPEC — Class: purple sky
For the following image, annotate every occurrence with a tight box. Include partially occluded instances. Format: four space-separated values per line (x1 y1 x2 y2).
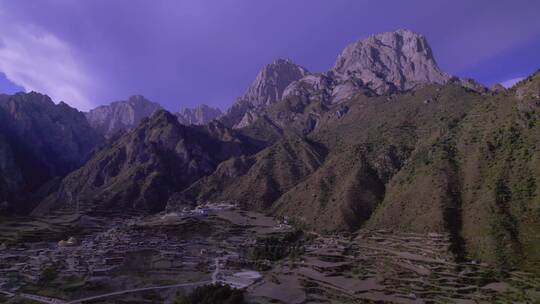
0 0 539 111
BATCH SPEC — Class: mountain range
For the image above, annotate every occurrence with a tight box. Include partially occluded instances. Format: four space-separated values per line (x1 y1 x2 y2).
1 29 539 273
85 95 222 138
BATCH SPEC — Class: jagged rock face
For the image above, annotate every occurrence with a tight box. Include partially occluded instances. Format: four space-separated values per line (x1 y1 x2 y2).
0 92 104 213
228 29 454 130
234 109 262 129
452 77 487 93
282 74 336 103
0 93 103 172
332 29 450 94
514 70 540 100
175 104 222 125
219 99 254 129
220 59 309 127
243 59 309 107
0 133 23 206
283 74 371 105
491 83 506 93
34 111 261 215
85 95 162 138
223 29 490 131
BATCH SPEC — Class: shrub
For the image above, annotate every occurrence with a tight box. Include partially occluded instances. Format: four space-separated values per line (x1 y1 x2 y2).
174 283 245 304
248 230 305 261
38 266 58 285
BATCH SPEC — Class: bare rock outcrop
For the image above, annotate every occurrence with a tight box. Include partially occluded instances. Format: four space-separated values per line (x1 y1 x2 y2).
220 59 309 128
85 95 162 138
222 30 456 130
175 104 222 125
332 29 450 94
490 83 506 93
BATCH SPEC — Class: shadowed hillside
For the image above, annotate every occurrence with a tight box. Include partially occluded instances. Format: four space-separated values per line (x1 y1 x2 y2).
272 83 485 232
34 111 261 215
21 30 540 275
368 70 540 272
0 92 104 213
168 135 327 210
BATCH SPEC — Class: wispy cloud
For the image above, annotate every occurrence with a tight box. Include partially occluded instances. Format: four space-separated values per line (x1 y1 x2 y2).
0 23 95 110
500 77 525 88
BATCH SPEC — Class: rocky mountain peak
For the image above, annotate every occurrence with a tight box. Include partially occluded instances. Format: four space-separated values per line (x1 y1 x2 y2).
228 30 457 131
242 58 310 107
331 29 450 94
219 58 310 127
490 83 506 93
85 95 162 138
176 104 222 125
515 72 540 100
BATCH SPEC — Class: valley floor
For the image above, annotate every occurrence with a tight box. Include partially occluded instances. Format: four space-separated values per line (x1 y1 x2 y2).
0 205 538 303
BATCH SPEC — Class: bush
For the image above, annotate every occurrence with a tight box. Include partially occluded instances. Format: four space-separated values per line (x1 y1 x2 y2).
174 283 245 304
38 266 58 285
249 230 305 261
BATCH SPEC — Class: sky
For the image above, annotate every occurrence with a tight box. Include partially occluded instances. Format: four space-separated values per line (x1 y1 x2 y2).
0 0 539 111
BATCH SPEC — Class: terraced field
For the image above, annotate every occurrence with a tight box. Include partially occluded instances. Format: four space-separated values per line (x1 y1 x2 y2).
248 230 540 303
1 208 539 303
0 207 128 246
0 214 78 244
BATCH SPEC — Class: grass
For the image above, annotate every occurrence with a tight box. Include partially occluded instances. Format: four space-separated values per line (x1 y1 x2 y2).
248 230 305 262
173 283 245 304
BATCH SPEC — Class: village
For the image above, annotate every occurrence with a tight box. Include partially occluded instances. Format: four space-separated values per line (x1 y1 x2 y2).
1 203 538 303
0 203 291 303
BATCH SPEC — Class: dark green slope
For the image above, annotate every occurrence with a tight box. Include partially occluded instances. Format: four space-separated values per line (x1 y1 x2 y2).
368 71 540 272
0 92 104 213
168 135 326 210
273 84 485 231
34 111 259 215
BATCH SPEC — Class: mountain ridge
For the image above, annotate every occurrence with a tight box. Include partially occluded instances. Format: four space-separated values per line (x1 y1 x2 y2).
0 92 104 213
220 29 488 132
33 110 263 215
2 29 537 274
176 104 223 125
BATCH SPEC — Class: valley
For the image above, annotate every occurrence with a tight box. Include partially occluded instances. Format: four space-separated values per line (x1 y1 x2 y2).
0 26 539 303
1 206 538 303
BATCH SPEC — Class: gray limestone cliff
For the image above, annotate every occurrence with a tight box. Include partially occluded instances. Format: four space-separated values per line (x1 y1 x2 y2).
220 59 309 128
176 104 222 125
331 29 450 94
85 95 162 138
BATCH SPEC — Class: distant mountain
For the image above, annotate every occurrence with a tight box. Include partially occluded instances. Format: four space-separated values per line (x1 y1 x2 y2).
10 29 540 274
175 104 222 125
241 58 310 107
224 29 487 132
34 110 262 215
183 83 482 230
168 135 326 210
220 59 309 128
85 95 162 138
0 92 104 213
331 28 450 94
171 66 540 272
0 132 23 209
367 71 540 271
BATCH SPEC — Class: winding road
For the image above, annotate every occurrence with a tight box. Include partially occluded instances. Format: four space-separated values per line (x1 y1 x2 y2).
2 280 212 304
66 281 212 304
3 255 232 303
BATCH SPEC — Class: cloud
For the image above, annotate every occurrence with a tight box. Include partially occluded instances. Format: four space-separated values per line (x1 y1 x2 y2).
0 23 95 110
500 77 525 88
